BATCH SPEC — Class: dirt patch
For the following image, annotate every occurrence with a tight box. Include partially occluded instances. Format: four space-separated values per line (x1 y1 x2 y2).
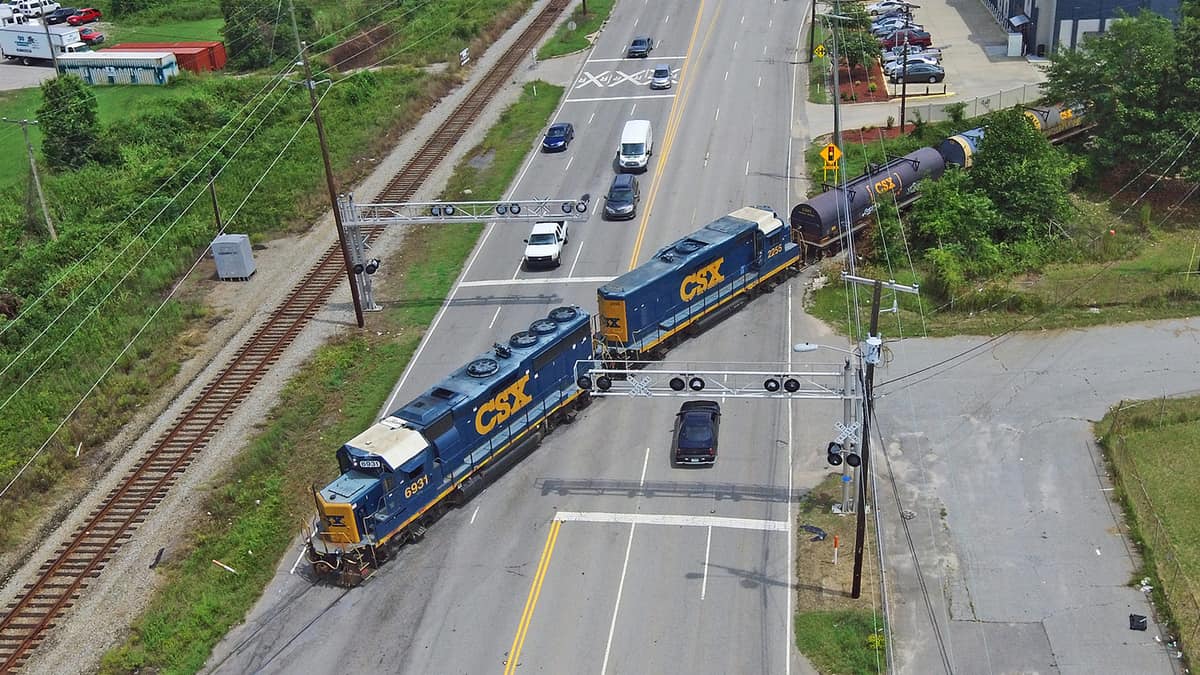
1094 168 1200 223
837 59 889 104
329 24 397 72
467 148 495 170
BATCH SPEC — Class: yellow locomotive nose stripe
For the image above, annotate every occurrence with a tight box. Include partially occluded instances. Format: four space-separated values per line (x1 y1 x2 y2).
504 519 562 675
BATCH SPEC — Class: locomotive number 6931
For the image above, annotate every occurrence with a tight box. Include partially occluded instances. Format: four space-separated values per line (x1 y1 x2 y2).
404 475 430 498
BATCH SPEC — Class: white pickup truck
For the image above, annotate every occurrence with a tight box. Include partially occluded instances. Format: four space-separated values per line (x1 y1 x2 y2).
522 221 568 268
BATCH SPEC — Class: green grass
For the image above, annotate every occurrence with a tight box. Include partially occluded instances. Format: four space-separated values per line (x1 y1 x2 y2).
99 18 225 45
808 24 831 104
1097 397 1200 667
537 0 615 60
98 81 565 675
795 611 888 674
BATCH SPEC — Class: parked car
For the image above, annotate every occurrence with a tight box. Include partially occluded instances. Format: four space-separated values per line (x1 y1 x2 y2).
890 62 945 83
880 29 933 49
866 0 911 15
43 5 76 23
649 63 672 89
77 25 103 44
541 122 574 152
670 400 721 466
883 55 941 77
603 173 640 220
627 35 654 58
871 18 923 36
882 45 942 63
66 6 100 25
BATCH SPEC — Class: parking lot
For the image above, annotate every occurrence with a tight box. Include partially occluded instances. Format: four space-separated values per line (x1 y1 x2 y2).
0 61 56 91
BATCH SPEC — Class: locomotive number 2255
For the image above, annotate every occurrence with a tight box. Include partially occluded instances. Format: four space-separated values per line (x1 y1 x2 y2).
404 475 430 498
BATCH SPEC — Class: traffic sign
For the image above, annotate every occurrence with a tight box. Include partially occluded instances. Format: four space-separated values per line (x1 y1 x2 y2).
821 143 842 170
813 44 826 59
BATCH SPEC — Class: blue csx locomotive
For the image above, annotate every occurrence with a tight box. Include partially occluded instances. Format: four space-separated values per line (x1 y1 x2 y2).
307 206 801 584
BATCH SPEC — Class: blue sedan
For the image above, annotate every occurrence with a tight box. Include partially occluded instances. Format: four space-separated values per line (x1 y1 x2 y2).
541 122 575 152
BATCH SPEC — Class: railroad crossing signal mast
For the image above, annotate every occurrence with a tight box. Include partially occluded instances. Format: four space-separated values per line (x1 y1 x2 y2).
337 193 592 312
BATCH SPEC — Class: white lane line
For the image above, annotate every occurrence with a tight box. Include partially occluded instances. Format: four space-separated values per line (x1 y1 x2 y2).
665 14 669 23
588 56 688 62
758 75 762 87
556 512 789 532
601 521 636 675
565 156 574 172
701 525 712 599
588 111 596 124
289 546 305 575
630 103 637 115
733 40 738 51
566 94 676 103
741 14 745 24
470 506 480 524
745 160 750 175
488 306 502 329
457 275 614 288
724 71 728 81
640 447 649 487
633 17 638 27
763 44 768 55
769 18 773 29
714 107 720 121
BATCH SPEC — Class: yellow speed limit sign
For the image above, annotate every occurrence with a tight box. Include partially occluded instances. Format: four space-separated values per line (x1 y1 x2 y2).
821 143 842 170
813 44 826 59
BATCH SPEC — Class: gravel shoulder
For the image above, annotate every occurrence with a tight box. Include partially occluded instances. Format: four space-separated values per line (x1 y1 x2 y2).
4 2 589 672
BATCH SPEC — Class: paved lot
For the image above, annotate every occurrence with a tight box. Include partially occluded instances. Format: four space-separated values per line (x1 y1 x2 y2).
874 322 1193 674
0 61 56 92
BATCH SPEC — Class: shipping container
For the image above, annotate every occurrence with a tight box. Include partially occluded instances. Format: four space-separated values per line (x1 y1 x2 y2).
56 50 180 85
107 40 226 72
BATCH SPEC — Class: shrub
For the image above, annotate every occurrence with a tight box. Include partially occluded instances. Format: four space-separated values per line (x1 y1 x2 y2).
868 82 877 93
886 115 895 129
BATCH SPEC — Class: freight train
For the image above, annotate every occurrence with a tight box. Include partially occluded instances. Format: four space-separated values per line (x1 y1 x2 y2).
307 206 801 585
790 102 1090 255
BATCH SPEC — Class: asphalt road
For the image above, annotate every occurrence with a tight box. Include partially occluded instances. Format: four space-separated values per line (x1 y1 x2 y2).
205 1 811 674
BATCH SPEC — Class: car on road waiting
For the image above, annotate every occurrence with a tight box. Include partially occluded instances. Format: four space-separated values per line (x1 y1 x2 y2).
541 122 574 152
603 173 640 220
671 400 721 466
77 26 104 44
649 63 672 89
627 35 654 58
66 7 101 25
44 6 77 24
880 28 932 49
889 62 945 83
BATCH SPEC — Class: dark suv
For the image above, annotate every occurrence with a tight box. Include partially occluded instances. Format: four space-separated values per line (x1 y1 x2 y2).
46 7 79 24
671 401 721 466
627 36 654 58
603 173 640 220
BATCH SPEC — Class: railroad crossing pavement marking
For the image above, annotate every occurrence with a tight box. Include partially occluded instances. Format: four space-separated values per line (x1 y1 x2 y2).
457 275 614 287
555 511 789 532
564 94 676 103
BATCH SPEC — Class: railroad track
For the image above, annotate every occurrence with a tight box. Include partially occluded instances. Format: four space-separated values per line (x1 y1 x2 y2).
0 1 568 670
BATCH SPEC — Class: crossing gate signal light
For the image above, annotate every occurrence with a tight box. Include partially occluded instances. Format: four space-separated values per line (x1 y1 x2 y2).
827 441 861 467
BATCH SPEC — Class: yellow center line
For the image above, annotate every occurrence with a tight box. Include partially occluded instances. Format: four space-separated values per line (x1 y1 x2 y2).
626 0 722 271
503 519 562 675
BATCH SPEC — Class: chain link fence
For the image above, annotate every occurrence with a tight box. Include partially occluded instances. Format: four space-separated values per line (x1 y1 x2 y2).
1105 399 1199 665
900 83 1044 125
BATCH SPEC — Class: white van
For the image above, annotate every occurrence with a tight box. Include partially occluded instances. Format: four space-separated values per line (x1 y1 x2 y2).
14 0 59 17
617 119 653 172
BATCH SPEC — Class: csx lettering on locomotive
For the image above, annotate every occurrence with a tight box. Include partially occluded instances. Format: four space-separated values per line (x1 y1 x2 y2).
679 258 726 301
475 373 533 434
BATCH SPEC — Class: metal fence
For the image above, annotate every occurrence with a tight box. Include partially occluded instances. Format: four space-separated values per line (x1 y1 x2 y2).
900 83 1044 125
1106 399 1199 666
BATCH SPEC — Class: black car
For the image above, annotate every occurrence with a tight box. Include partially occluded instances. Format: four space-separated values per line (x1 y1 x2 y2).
603 173 640 220
671 401 721 466
890 62 944 83
45 7 79 24
627 36 654 58
541 122 574 152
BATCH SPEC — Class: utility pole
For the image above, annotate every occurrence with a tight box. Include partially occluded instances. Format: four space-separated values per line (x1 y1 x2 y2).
839 358 859 513
899 37 909 133
808 0 817 63
39 19 60 73
3 117 56 241
839 275 919 599
208 169 223 231
289 0 366 328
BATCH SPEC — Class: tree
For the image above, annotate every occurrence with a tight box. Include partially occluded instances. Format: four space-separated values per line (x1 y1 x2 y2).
219 0 313 71
968 108 1078 238
36 74 100 171
1041 10 1191 177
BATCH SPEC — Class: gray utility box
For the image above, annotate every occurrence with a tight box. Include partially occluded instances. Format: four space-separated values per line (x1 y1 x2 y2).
211 234 256 280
